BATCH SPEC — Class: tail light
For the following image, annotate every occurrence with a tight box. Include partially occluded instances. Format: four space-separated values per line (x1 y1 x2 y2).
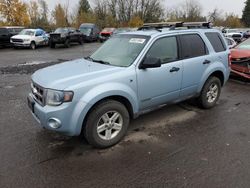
228 53 232 67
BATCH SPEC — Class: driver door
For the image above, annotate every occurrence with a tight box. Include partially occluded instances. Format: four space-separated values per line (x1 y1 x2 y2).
136 36 183 110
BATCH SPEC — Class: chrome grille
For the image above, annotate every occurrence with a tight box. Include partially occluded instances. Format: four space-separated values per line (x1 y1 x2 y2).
12 38 23 43
31 82 45 106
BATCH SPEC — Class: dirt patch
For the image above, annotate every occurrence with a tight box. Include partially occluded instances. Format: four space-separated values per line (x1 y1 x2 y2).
0 59 68 74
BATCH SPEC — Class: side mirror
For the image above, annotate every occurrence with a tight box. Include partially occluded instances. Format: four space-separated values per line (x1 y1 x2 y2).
139 57 161 69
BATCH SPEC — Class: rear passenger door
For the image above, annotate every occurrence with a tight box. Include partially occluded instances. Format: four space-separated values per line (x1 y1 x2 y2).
178 33 210 99
137 36 183 110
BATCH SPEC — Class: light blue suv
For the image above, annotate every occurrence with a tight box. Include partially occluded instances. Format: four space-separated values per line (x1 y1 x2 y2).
28 23 231 148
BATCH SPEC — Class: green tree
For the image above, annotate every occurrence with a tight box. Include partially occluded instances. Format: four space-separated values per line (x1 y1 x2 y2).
242 0 250 27
52 3 68 27
78 0 91 16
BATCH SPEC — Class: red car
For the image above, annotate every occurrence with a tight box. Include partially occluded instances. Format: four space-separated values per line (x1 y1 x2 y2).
99 28 116 42
230 39 250 80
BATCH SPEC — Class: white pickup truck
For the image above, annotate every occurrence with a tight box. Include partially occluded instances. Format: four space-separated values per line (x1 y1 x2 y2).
11 29 49 50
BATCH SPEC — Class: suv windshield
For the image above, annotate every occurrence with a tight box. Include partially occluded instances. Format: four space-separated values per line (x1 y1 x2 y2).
55 28 69 33
0 28 8 35
80 27 92 36
90 35 150 67
19 30 35 36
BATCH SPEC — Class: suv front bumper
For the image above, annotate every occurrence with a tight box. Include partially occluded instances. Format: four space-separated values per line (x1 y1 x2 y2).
27 93 87 136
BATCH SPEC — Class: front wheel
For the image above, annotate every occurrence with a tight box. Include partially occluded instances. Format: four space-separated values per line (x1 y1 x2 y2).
30 42 36 50
84 100 130 148
198 77 221 109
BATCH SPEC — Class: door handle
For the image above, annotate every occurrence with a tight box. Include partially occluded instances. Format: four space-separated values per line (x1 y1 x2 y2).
170 67 180 72
203 60 211 65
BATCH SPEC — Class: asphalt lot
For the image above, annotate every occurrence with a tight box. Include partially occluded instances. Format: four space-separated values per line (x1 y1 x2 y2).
0 44 250 188
0 43 101 68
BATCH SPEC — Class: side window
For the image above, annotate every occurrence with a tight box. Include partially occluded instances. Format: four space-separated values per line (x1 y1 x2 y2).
146 36 178 64
205 32 226 52
179 34 207 59
36 30 42 36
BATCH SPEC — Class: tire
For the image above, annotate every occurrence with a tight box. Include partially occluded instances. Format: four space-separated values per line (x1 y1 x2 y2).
50 42 56 48
198 77 221 109
79 37 83 45
84 100 130 148
30 41 36 50
64 39 70 48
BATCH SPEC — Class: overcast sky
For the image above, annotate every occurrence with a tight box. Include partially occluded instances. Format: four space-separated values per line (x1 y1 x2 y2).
31 0 246 17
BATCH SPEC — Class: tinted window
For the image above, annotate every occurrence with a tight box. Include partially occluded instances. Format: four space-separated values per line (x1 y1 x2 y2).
180 34 207 59
146 36 178 64
205 32 226 52
0 28 8 35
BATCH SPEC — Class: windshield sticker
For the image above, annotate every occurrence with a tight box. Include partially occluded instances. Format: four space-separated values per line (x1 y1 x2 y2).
129 38 146 44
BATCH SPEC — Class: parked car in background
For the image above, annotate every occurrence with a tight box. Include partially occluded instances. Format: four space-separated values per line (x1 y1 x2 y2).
225 37 237 49
230 38 250 80
243 30 250 39
79 23 100 42
49 27 84 48
0 26 24 47
222 29 243 43
99 28 116 42
28 22 230 148
113 28 132 35
11 29 49 50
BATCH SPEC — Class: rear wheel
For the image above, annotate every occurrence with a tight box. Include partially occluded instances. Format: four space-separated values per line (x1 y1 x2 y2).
50 42 56 48
30 41 36 50
198 77 221 109
84 100 130 148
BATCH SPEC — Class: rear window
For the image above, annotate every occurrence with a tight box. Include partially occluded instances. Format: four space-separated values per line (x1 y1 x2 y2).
205 32 226 52
179 34 207 59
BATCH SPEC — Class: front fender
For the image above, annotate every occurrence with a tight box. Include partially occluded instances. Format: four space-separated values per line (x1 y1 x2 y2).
69 82 139 136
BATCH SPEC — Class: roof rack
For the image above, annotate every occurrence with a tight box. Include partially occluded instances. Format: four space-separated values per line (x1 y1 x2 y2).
138 22 212 31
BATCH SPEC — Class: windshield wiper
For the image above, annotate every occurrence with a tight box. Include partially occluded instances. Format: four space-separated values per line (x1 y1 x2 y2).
84 56 111 65
92 59 110 65
84 56 94 61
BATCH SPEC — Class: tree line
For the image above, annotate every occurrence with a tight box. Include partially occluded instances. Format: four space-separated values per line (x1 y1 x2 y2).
0 0 248 30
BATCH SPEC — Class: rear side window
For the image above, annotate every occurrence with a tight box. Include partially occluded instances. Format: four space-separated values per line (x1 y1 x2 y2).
205 32 226 52
179 34 207 59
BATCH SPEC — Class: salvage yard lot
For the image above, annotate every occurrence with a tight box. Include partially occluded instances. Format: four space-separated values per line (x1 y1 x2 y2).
0 44 250 187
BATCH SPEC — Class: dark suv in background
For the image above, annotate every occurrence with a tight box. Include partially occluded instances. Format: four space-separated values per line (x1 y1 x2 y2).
79 23 100 42
49 27 84 48
0 26 24 47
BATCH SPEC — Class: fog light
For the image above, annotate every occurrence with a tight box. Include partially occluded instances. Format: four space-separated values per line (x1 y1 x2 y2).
47 118 61 129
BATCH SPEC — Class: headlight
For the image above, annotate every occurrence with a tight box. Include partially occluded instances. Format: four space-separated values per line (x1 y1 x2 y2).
46 89 74 106
23 39 30 42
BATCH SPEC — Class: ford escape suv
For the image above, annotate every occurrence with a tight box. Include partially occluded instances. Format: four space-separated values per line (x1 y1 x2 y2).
28 22 230 148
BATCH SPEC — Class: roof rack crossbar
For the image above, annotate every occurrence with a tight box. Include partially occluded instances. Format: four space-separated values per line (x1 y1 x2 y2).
138 22 212 31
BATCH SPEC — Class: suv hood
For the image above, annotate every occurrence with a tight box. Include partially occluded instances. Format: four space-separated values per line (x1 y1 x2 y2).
32 59 124 90
11 35 32 40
